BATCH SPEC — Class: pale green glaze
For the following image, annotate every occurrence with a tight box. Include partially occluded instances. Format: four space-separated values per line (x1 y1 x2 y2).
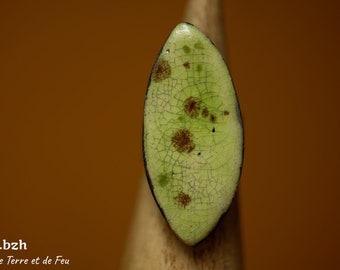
143 23 243 246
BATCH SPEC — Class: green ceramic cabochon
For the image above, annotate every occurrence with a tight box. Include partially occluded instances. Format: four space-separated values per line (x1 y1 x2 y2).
143 23 243 246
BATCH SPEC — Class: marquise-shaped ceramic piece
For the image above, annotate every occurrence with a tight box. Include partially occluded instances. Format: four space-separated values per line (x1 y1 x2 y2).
143 23 243 246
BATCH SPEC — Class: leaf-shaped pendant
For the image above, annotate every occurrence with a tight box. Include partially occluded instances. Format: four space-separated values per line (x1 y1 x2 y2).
143 23 243 246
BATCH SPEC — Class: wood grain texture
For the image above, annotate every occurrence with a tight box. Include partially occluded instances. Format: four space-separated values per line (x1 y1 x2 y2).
119 0 243 269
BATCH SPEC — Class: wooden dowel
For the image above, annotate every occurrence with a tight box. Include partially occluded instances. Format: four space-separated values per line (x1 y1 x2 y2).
119 1 243 269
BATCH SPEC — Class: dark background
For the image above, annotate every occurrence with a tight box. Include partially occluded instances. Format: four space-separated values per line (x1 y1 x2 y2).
0 0 339 269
